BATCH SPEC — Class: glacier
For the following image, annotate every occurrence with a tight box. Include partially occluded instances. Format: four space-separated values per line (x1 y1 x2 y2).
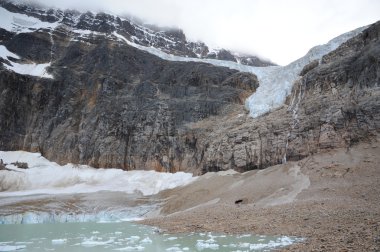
0 151 196 196
0 151 196 224
0 5 368 116
113 28 366 117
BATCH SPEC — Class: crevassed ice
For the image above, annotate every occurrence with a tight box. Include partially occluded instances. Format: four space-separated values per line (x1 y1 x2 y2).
0 151 196 197
244 26 368 117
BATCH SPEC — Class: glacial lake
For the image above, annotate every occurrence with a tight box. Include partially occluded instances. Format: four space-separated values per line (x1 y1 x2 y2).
0 221 301 252
0 151 302 251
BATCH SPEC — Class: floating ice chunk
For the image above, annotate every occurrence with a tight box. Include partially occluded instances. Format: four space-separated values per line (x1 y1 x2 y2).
140 237 152 244
166 247 182 252
114 245 144 251
51 238 67 245
0 245 26 251
166 237 178 241
248 236 300 250
195 240 219 250
81 237 114 247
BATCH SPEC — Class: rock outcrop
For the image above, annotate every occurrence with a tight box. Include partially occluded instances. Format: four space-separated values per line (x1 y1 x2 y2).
0 23 259 172
184 21 380 174
0 1 379 174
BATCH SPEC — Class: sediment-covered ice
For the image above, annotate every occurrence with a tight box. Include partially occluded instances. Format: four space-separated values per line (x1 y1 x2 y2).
0 151 197 197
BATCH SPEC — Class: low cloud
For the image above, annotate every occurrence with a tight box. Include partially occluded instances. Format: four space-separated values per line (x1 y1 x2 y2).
14 0 380 65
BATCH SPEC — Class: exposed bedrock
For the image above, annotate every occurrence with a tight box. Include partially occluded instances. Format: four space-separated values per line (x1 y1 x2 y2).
0 19 379 174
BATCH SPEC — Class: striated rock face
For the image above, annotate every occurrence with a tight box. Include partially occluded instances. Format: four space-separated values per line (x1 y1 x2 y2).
184 21 380 174
0 23 259 172
0 1 379 174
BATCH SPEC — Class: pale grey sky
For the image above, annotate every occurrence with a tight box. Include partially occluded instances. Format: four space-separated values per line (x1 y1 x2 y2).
18 0 380 65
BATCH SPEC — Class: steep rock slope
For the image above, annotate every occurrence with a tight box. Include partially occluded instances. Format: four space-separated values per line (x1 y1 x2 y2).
0 3 259 171
0 1 379 174
188 21 380 173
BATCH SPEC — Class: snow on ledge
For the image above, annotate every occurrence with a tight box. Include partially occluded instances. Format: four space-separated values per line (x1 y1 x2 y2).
0 45 53 79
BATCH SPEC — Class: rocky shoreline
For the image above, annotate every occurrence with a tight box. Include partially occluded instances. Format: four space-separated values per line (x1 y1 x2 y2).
140 139 380 251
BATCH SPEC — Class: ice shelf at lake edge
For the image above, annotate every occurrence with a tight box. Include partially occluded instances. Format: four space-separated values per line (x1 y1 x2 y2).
0 151 197 197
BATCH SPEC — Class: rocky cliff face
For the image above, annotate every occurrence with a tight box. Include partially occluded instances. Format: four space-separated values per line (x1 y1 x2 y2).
186 21 380 174
0 2 259 172
0 1 379 174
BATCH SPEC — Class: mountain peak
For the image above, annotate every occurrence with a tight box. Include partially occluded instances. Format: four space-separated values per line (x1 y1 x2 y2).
0 1 275 67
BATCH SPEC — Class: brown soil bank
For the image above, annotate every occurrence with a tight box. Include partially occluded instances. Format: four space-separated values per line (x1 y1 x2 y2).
140 137 380 251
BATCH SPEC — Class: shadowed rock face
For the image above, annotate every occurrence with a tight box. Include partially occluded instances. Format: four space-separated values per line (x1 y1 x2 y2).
0 24 259 172
0 1 379 174
183 21 380 174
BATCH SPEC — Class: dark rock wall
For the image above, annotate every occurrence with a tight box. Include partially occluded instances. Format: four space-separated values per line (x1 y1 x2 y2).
0 26 258 172
183 21 380 174
0 17 379 174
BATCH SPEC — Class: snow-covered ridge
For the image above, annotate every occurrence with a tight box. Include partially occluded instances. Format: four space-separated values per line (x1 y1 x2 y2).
0 151 196 197
0 3 272 66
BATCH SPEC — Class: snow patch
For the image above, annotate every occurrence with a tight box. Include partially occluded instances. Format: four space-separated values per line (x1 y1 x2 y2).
0 7 58 33
0 45 53 79
4 61 53 79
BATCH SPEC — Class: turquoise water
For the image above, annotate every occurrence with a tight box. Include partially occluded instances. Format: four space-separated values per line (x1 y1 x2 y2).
0 222 301 251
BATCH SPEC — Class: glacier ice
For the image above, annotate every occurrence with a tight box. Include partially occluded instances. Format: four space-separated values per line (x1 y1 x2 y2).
0 5 369 115
113 25 366 118
244 26 368 117
0 151 196 196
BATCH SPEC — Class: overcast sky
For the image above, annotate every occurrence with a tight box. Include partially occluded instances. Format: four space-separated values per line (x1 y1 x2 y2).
19 0 380 65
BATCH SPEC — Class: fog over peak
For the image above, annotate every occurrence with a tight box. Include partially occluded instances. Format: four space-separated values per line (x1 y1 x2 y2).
10 0 380 65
